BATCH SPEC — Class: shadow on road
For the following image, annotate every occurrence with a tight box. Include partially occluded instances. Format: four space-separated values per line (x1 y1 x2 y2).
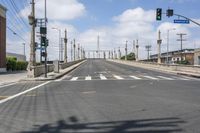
21 116 184 133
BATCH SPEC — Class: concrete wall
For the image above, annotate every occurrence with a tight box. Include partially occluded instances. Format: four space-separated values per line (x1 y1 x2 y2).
0 4 6 72
108 59 200 74
60 60 84 69
28 64 54 78
194 49 200 66
6 52 26 61
28 60 85 78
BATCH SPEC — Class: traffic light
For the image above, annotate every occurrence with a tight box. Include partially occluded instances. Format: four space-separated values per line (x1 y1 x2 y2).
41 52 47 57
166 9 173 17
156 8 162 21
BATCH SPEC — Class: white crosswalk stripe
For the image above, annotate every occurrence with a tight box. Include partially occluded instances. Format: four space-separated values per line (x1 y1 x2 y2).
113 75 124 80
100 74 107 80
64 74 198 81
143 76 158 80
70 77 78 81
85 76 92 80
172 76 190 80
130 75 141 80
157 76 174 80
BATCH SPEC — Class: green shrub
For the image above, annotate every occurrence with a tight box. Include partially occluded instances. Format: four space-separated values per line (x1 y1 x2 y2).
121 52 136 60
6 57 28 71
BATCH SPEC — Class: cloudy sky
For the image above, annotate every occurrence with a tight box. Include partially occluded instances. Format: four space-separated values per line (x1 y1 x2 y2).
1 0 200 61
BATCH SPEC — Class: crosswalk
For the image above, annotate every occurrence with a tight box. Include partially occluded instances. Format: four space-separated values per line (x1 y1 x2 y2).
59 74 199 82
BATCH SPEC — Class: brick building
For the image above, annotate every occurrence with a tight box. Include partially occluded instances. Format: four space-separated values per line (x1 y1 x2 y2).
0 4 6 72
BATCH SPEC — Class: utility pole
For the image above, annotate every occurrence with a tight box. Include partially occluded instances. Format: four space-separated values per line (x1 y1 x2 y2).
73 39 76 61
71 41 73 61
27 0 36 77
97 35 100 58
157 30 162 64
78 43 80 60
177 33 187 62
167 28 176 64
22 43 25 56
118 47 121 59
136 40 139 61
133 40 135 54
64 29 67 63
125 41 128 60
145 45 152 60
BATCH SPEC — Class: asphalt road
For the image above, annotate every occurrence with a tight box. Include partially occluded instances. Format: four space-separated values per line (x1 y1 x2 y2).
0 59 200 133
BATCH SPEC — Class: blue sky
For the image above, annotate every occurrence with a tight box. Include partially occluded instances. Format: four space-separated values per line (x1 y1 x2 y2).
1 0 200 60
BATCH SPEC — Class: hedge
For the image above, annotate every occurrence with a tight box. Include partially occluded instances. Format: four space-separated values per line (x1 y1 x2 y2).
6 56 28 71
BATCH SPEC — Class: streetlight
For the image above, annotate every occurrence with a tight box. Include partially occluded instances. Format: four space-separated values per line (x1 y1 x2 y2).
52 27 61 61
167 28 176 64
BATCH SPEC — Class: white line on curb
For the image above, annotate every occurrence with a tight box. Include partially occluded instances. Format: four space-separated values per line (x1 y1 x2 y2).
85 76 92 80
71 77 78 81
100 74 107 80
113 75 124 80
130 76 141 80
143 76 158 80
0 81 51 105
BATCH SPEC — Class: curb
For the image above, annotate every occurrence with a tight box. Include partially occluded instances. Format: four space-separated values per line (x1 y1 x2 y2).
177 72 200 78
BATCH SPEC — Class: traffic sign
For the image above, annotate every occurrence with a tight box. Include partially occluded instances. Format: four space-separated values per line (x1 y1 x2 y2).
174 19 190 24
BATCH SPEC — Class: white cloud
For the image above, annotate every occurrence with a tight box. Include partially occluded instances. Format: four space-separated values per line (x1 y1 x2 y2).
20 0 86 20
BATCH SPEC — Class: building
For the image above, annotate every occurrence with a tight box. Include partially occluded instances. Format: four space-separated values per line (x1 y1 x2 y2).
0 4 7 72
6 52 26 62
194 48 200 66
149 49 195 65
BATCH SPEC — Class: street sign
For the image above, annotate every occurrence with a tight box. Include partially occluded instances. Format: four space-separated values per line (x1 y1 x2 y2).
174 19 190 24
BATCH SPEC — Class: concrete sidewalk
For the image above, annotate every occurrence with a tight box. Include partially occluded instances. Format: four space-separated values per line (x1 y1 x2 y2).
0 60 86 86
0 71 27 86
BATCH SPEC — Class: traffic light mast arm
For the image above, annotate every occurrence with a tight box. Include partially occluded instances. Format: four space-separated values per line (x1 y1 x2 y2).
174 13 200 27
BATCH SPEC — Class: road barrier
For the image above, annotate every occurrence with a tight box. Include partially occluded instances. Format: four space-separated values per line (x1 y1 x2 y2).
28 60 85 78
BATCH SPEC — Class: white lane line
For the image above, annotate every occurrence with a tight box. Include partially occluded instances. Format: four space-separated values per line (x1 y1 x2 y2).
0 81 50 105
85 76 92 80
157 76 174 80
129 76 141 80
143 76 158 80
113 75 124 80
100 74 107 80
0 82 17 88
70 77 78 81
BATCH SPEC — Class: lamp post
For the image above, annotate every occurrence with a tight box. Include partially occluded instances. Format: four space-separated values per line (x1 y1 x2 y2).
52 28 61 61
167 28 176 64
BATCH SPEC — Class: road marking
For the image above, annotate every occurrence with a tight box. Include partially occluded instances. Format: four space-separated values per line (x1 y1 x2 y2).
70 77 78 81
157 76 174 80
82 91 96 94
143 76 158 80
130 76 141 80
100 74 107 80
113 75 124 80
0 82 17 89
0 81 50 105
85 76 92 80
172 76 190 80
